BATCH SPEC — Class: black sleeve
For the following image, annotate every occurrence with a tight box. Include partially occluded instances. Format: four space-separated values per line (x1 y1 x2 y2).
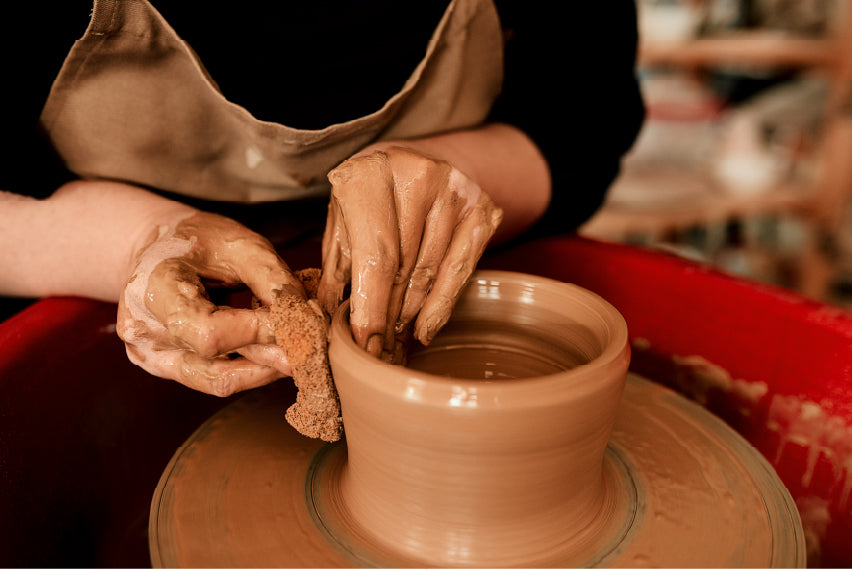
489 1 645 238
3 2 90 198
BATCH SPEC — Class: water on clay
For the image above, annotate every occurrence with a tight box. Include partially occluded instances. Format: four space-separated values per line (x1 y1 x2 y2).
406 319 593 379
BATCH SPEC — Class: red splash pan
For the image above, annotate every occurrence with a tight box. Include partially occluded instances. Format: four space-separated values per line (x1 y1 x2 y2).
485 236 852 568
0 297 236 567
1 235 850 567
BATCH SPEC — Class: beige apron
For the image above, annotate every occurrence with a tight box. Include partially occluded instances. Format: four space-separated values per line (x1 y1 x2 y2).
39 0 503 203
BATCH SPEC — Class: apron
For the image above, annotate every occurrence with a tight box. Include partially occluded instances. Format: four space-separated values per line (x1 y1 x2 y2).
39 0 504 203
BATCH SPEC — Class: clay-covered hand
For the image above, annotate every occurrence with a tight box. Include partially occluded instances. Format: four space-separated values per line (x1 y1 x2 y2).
116 211 305 396
318 146 503 361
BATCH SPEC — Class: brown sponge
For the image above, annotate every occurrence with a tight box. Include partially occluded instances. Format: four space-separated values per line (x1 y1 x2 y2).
270 268 343 442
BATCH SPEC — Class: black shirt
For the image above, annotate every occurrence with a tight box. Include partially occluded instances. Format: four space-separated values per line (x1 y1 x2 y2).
4 1 644 237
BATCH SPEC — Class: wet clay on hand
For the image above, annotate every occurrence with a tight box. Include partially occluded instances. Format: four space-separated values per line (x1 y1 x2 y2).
271 268 342 442
117 210 342 438
117 211 297 396
318 147 503 362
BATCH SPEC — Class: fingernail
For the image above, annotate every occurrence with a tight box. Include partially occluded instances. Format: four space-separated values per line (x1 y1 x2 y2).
366 334 383 357
416 314 446 345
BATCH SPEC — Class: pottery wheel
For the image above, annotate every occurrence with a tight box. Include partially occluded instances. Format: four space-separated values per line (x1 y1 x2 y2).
149 374 804 567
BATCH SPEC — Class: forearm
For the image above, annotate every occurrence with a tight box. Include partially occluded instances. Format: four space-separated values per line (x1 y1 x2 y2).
362 122 551 244
0 181 196 302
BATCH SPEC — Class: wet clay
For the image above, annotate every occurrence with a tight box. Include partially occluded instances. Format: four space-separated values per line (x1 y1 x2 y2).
271 268 342 442
150 271 804 567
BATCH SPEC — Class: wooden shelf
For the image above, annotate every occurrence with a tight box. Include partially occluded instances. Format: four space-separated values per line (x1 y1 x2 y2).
580 168 816 241
639 32 839 70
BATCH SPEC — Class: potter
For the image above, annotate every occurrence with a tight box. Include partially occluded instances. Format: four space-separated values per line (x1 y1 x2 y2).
325 271 631 566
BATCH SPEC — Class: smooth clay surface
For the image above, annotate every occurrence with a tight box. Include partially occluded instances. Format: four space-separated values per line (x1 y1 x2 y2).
149 271 805 567
325 271 632 567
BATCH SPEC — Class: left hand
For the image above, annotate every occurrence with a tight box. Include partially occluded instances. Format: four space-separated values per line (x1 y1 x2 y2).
318 146 503 361
116 211 301 396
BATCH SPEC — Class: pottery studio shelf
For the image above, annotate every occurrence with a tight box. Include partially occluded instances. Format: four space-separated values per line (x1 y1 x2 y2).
579 168 816 241
581 11 852 301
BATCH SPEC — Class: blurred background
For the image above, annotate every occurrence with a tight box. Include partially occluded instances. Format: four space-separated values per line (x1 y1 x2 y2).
581 0 852 308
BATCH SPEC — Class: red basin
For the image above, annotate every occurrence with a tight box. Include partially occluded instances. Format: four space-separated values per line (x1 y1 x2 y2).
2 235 850 567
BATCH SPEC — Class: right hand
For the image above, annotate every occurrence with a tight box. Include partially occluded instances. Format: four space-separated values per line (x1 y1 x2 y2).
116 211 304 396
318 146 503 361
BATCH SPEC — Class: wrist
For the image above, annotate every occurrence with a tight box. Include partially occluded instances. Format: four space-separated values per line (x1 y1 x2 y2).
356 123 551 243
49 180 198 301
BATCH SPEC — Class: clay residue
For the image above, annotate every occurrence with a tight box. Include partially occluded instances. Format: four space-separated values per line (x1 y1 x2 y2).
295 266 323 300
271 268 342 442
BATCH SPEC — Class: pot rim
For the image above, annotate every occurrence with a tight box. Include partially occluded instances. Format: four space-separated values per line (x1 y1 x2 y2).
328 270 630 406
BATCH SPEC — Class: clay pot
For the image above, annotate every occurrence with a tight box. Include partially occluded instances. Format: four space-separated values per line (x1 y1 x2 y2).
327 270 631 567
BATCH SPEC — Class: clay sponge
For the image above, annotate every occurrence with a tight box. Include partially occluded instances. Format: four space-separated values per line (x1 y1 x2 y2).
270 268 343 442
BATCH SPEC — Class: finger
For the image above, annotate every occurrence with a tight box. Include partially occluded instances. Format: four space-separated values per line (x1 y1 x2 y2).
384 149 451 351
385 326 413 365
413 194 503 344
235 343 292 376
173 212 302 307
327 152 398 356
125 345 283 397
236 252 303 308
146 258 278 357
396 190 466 332
318 196 352 317
213 235 303 308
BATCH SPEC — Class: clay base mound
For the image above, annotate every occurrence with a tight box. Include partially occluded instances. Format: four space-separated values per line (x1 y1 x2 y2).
149 375 804 567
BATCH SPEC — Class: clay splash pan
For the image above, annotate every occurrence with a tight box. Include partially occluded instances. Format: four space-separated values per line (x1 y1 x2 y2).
149 271 805 567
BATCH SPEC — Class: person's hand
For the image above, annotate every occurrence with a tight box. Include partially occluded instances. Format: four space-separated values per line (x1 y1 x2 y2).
318 146 503 361
116 211 305 396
